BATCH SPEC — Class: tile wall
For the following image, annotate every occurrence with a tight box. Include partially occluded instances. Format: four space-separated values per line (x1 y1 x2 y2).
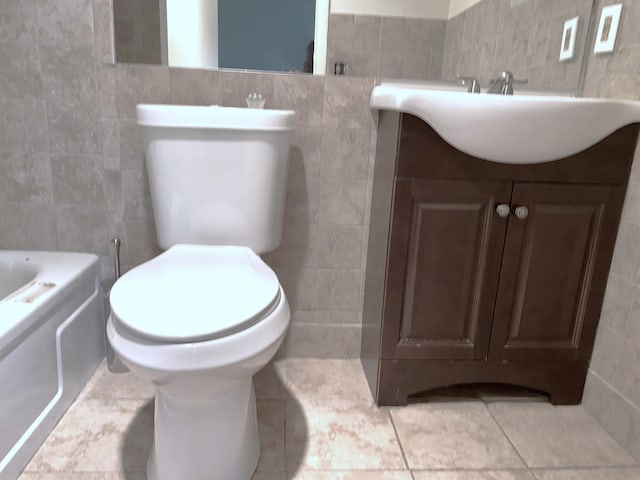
580 0 640 463
443 0 593 91
1 0 109 257
113 0 161 64
326 14 447 80
111 66 376 358
0 0 377 358
1 2 640 461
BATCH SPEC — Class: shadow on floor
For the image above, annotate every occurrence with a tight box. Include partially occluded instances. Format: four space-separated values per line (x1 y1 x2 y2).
120 399 153 478
119 370 308 479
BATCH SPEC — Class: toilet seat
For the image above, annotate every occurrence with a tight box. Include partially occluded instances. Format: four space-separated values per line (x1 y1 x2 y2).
109 244 280 343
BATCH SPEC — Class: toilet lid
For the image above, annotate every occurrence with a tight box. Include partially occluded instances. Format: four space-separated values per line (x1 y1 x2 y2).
109 245 280 343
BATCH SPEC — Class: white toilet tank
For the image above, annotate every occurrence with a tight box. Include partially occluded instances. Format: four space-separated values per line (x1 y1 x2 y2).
136 104 295 254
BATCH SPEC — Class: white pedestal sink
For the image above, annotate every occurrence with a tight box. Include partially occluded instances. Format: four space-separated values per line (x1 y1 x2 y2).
370 82 640 164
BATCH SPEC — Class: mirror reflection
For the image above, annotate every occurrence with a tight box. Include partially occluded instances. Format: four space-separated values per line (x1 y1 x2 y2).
114 0 318 72
113 0 596 92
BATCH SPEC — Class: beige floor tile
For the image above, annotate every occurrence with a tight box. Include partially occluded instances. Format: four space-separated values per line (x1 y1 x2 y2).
257 399 286 472
252 472 287 480
24 398 153 473
534 467 640 480
18 360 640 480
19 474 145 479
78 361 155 400
282 359 372 401
391 402 524 469
413 470 536 480
286 396 405 470
532 467 640 479
487 403 636 468
288 471 413 479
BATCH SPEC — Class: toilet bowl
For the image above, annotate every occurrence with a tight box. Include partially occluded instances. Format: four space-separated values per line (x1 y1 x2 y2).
107 244 290 480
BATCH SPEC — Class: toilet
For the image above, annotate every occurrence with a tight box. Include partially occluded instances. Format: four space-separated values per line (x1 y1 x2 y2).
106 104 295 480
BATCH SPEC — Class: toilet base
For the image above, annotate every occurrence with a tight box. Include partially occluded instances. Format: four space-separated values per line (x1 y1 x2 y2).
146 379 260 480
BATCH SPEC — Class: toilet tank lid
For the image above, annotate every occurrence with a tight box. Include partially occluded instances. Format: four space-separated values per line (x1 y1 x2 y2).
109 245 281 343
136 104 296 131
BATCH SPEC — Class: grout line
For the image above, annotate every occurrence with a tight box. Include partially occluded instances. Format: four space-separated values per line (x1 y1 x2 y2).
530 465 640 472
483 402 530 470
387 409 415 479
588 370 640 417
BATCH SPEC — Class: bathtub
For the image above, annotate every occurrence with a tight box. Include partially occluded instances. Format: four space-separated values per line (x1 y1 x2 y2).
0 251 106 479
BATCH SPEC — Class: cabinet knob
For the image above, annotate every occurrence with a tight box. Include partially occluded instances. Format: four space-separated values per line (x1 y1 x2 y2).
515 206 529 220
496 204 511 218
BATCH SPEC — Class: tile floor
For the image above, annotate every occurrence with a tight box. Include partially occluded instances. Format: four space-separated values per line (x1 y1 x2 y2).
18 359 640 480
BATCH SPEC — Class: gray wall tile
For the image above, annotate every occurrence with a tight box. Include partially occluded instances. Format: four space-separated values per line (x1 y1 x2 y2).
0 98 49 152
219 71 275 109
273 74 324 128
98 63 117 118
266 223 318 270
55 203 107 254
169 68 221 106
353 16 380 54
323 76 374 129
45 100 102 155
316 269 362 311
320 127 369 180
101 117 120 170
40 43 101 154
316 225 364 269
116 63 169 120
328 13 445 83
444 0 591 91
319 178 367 226
118 120 145 172
2 0 638 372
379 17 407 56
120 167 154 220
600 274 635 335
590 324 624 380
0 202 58 250
0 152 53 205
36 0 95 47
278 322 361 357
113 0 161 64
327 14 354 72
51 154 105 206
0 1 38 44
122 217 160 270
93 0 114 64
582 0 640 462
273 267 317 312
283 127 322 225
0 42 42 98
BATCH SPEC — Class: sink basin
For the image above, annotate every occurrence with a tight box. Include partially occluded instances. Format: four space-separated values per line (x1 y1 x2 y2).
370 83 640 164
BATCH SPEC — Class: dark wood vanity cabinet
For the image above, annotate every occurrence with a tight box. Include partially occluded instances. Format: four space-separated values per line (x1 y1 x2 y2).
361 112 640 406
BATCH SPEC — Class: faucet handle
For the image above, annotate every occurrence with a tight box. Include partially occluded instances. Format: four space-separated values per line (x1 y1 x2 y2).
490 70 529 95
456 75 481 93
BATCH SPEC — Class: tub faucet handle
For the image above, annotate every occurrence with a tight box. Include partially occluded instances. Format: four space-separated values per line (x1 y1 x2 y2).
488 70 528 95
456 75 481 93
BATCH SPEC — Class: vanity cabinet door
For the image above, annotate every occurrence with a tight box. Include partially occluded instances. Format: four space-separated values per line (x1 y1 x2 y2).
382 178 511 360
488 182 613 362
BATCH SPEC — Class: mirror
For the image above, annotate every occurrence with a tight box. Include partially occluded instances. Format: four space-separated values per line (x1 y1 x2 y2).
113 0 597 92
114 0 325 73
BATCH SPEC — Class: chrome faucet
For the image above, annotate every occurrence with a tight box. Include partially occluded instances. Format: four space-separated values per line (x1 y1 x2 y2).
488 71 528 95
457 75 481 93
